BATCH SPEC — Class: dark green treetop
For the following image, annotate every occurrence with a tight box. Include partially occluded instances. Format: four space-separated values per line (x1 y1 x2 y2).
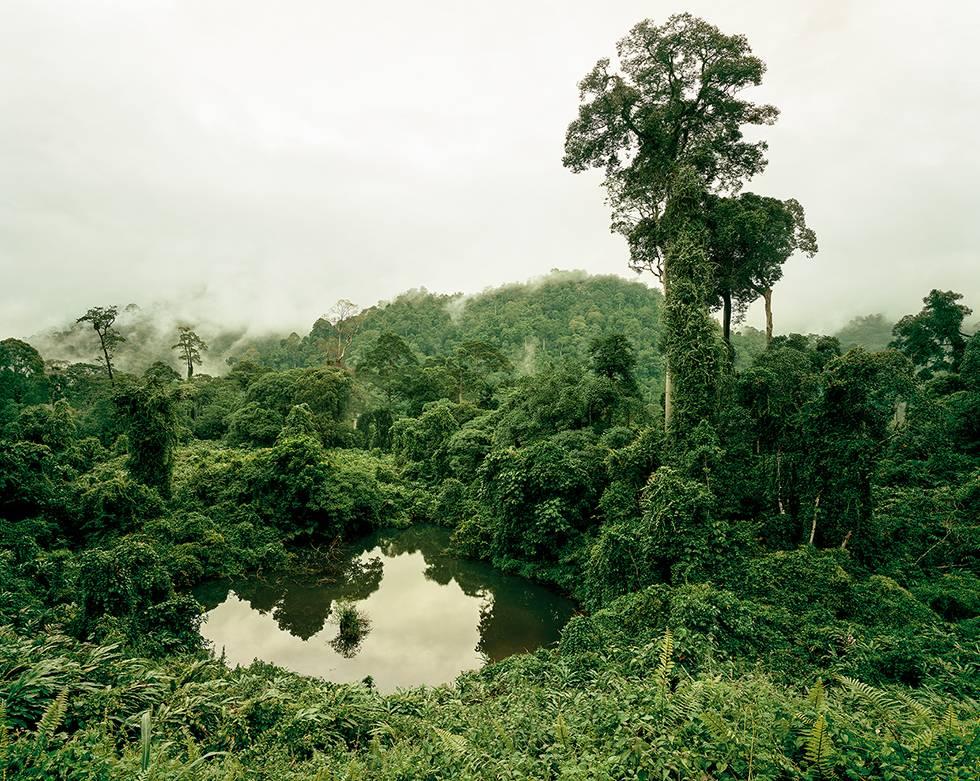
705 193 818 344
76 306 125 381
172 327 208 380
563 12 777 279
890 290 973 378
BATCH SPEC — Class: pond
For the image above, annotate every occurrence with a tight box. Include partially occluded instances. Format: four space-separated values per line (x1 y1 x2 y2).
194 526 577 692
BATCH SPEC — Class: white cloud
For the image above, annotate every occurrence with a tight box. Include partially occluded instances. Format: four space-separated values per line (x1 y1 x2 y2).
1 0 977 339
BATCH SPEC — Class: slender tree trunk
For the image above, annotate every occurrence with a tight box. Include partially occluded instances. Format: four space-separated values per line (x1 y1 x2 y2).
186 359 193 380
776 449 785 515
99 335 114 382
662 260 673 429
808 492 821 545
763 288 774 345
722 290 732 345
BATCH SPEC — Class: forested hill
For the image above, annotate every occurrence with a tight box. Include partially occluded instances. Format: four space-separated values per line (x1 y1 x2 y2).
36 271 968 391
237 270 666 388
28 271 664 386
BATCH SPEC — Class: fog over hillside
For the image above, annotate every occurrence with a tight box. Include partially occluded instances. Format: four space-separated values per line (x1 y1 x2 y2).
2 1 979 339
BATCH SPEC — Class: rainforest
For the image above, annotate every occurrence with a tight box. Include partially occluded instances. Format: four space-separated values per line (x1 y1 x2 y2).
1 11 978 781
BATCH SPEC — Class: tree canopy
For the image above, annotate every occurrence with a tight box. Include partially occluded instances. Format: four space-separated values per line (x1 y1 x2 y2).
564 13 778 278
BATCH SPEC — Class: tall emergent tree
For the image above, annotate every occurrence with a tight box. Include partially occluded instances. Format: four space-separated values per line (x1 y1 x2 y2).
890 289 973 379
705 194 818 346
172 326 208 380
327 299 361 366
563 13 777 426
76 306 125 382
660 167 723 437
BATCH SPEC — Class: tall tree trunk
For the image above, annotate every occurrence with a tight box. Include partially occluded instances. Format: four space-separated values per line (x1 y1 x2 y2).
763 287 774 345
722 290 732 345
186 359 193 380
662 262 673 430
808 492 821 545
99 337 114 382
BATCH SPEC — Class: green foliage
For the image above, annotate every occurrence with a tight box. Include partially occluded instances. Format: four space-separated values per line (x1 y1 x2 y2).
892 290 973 378
330 601 371 657
172 327 207 380
75 465 166 538
72 539 203 654
7 400 78 452
76 305 126 381
1 268 977 778
476 431 604 563
226 401 283 447
705 192 818 343
0 338 48 406
391 399 465 480
227 367 354 447
114 378 178 497
0 441 65 522
661 168 724 441
582 463 748 604
32 686 67 755
564 13 777 278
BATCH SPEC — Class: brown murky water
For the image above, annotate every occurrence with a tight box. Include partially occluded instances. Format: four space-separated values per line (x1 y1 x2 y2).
195 526 576 692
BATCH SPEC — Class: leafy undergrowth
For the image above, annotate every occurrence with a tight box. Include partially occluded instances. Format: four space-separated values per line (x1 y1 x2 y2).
1 624 977 780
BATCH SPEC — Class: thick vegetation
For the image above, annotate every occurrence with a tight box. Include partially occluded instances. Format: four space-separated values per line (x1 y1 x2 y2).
2 12 978 780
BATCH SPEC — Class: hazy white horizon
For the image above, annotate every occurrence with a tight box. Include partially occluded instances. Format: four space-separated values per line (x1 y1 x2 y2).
2 1 978 340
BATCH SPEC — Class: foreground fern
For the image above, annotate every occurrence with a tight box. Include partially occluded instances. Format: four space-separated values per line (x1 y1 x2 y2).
804 713 834 777
32 687 67 755
656 627 674 691
0 701 8 781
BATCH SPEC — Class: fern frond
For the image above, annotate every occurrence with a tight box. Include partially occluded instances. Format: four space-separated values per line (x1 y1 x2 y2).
941 704 959 736
807 678 826 710
889 689 935 726
656 628 674 690
835 676 902 717
804 714 834 777
432 726 468 756
700 711 734 743
34 687 68 752
140 710 152 772
794 711 816 727
554 712 570 747
907 726 938 751
0 700 9 781
668 683 703 726
368 721 397 742
182 727 200 762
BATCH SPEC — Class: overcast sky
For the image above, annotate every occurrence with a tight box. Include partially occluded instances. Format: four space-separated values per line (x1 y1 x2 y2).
2 0 978 339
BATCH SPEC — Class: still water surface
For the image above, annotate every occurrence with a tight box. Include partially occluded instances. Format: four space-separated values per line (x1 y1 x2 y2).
195 526 575 692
